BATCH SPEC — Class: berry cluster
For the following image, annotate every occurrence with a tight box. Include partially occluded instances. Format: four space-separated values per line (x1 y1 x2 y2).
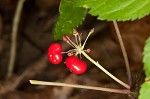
33 29 131 90
48 29 94 74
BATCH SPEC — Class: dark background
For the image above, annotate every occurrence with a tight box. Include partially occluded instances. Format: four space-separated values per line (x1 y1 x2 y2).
0 0 150 99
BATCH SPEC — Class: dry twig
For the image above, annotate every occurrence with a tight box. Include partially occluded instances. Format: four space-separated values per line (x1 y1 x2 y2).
30 80 130 94
113 21 132 86
7 0 26 77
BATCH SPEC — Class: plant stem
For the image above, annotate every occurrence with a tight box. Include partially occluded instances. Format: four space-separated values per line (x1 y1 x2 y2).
82 28 94 49
30 80 130 94
81 51 130 89
77 33 82 46
113 21 132 86
7 0 26 78
75 35 79 45
66 36 78 48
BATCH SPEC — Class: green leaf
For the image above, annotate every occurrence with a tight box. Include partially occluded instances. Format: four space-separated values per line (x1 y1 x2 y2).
143 37 150 78
139 37 150 99
139 82 150 99
74 0 150 21
52 0 87 40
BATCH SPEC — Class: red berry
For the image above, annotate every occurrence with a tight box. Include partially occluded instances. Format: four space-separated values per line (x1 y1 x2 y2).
48 52 62 64
48 43 63 64
48 43 62 53
65 56 87 74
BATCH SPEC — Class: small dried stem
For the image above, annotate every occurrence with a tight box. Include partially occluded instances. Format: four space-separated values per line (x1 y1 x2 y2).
78 33 82 46
65 36 78 48
7 0 26 78
63 35 76 48
73 29 79 45
61 49 77 54
30 80 130 94
113 21 132 86
75 35 79 45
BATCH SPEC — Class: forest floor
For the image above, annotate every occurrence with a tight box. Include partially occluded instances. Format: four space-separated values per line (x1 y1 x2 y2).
0 0 150 99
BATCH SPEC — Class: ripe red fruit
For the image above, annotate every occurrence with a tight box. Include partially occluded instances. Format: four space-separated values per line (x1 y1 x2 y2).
48 43 62 53
48 52 62 64
65 56 87 74
48 43 62 64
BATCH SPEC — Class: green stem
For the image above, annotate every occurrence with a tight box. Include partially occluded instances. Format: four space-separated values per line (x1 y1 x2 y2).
82 29 94 49
81 51 130 89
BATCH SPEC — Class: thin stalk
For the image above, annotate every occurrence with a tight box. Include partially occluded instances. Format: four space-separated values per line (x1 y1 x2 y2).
7 0 25 78
61 49 78 54
81 51 130 89
30 80 130 94
82 29 94 49
66 36 78 48
75 35 79 45
66 41 76 48
78 33 82 46
113 21 132 86
73 29 79 45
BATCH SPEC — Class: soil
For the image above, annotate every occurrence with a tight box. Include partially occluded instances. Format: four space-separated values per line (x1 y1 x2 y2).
0 0 149 99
